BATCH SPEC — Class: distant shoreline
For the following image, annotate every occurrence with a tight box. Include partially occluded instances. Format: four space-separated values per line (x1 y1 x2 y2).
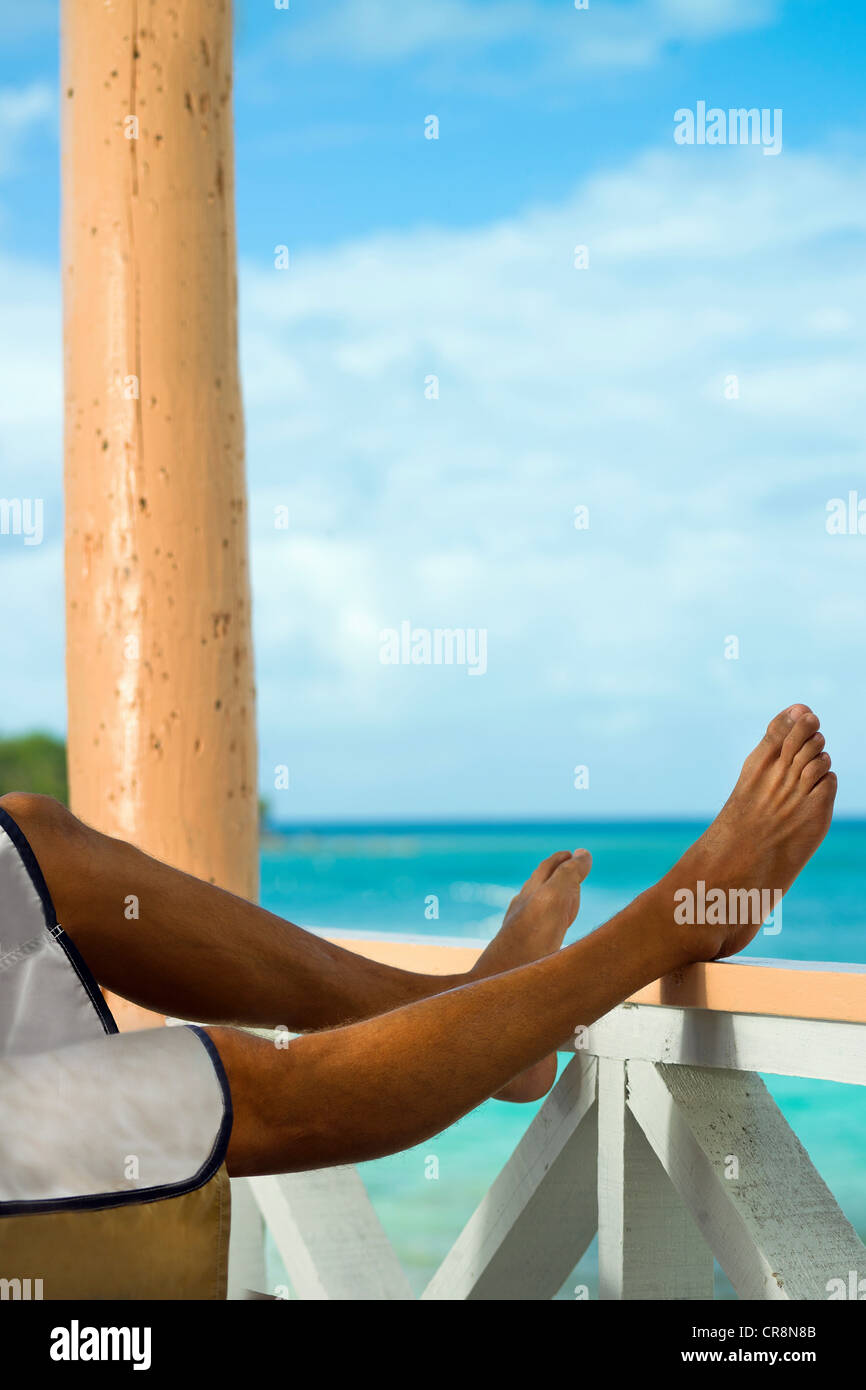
263 815 866 835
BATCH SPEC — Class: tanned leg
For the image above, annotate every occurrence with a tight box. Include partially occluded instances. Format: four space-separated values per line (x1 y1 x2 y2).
0 792 588 1101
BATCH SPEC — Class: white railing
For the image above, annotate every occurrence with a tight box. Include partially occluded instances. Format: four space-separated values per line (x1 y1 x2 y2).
227 945 866 1301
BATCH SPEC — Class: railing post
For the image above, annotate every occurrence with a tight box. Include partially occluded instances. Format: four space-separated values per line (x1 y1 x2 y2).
628 1059 866 1300
249 1168 413 1300
597 1057 713 1300
424 1054 598 1300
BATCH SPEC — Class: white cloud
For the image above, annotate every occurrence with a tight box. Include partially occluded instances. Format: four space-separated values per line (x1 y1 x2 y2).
0 252 62 463
0 83 54 178
0 245 63 732
242 143 866 814
285 0 781 71
0 2 57 42
291 0 529 62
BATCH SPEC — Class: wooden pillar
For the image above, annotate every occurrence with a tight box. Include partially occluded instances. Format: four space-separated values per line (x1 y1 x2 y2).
61 0 257 1029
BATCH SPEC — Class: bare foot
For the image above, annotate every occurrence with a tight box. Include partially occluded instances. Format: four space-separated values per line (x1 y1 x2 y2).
468 848 592 1102
662 703 837 964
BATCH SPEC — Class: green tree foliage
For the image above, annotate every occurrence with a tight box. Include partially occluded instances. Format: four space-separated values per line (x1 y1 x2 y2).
0 733 68 804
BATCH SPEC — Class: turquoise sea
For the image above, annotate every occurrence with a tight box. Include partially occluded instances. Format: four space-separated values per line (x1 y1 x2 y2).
260 820 866 1299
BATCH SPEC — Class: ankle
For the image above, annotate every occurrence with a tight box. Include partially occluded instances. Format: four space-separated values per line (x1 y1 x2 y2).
636 874 709 972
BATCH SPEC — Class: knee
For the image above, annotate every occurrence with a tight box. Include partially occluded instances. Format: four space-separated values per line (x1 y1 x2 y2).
0 792 82 852
0 794 95 926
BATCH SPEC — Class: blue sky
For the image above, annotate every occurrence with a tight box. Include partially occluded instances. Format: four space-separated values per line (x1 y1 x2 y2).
1 0 866 820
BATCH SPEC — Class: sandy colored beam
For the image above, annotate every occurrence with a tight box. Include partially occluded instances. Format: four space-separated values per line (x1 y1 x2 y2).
323 936 866 1025
627 956 866 1022
62 0 257 1029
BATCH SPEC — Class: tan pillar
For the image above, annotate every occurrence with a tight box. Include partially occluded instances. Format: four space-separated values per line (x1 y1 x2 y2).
61 0 258 1029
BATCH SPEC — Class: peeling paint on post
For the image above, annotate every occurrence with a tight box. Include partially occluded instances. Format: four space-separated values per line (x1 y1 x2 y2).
61 0 258 1029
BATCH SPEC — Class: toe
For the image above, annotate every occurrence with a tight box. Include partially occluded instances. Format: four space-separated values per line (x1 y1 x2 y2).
763 704 811 752
801 750 831 790
551 848 593 884
789 730 825 777
782 714 822 766
523 851 573 892
812 769 838 803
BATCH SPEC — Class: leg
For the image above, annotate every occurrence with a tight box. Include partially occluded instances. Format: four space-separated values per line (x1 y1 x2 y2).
208 703 837 1175
0 791 464 1029
0 790 588 1099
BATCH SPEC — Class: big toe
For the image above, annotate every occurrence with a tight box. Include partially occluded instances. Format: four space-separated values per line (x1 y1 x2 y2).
763 703 812 752
522 850 574 893
552 848 592 885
